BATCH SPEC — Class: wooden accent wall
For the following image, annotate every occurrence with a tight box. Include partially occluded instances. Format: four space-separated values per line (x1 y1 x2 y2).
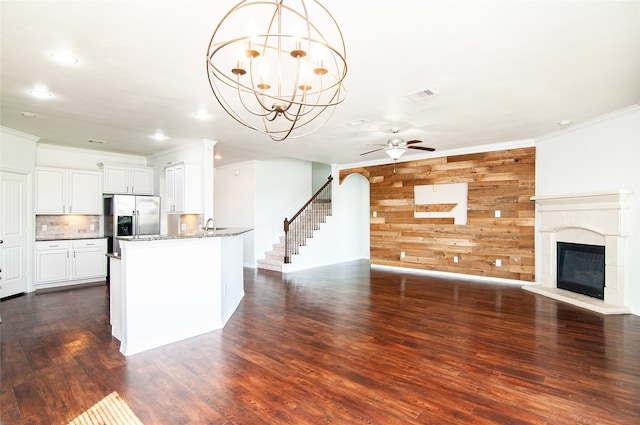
340 147 535 281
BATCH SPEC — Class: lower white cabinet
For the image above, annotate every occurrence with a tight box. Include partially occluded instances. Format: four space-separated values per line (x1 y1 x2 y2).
36 239 107 288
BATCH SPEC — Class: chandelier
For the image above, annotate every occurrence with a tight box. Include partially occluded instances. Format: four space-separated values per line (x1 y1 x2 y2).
206 0 347 141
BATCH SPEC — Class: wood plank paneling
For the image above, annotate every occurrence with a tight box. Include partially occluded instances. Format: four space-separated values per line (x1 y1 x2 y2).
340 147 536 281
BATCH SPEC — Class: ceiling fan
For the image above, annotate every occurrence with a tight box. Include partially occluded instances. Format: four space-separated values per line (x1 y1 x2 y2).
360 128 435 160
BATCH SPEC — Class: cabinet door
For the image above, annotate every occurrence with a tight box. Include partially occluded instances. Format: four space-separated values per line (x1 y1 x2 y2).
68 170 102 214
130 167 153 195
174 164 185 212
182 164 203 214
35 168 66 213
36 249 70 283
165 166 175 212
103 165 130 194
73 248 106 280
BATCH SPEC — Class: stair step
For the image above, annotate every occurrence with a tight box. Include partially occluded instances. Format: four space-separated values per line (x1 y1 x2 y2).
256 258 282 272
259 205 332 270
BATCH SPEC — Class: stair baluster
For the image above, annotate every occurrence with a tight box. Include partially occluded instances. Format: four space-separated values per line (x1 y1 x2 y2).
283 176 333 264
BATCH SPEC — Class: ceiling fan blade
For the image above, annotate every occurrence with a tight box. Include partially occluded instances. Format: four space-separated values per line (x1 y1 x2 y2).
360 148 384 156
406 139 423 145
408 146 436 152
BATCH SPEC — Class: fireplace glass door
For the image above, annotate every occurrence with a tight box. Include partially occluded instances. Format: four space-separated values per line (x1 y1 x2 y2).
557 242 605 299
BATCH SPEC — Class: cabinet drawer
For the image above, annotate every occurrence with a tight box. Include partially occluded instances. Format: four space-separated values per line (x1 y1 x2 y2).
72 239 107 249
36 241 71 251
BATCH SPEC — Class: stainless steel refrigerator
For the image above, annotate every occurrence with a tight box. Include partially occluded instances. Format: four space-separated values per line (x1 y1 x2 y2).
103 194 160 255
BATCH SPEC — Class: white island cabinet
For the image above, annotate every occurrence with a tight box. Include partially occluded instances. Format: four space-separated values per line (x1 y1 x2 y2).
109 229 250 356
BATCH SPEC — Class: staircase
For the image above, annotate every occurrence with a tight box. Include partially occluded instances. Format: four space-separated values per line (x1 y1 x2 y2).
257 177 333 273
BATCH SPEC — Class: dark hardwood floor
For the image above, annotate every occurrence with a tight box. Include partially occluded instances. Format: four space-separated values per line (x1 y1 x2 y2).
2 260 639 424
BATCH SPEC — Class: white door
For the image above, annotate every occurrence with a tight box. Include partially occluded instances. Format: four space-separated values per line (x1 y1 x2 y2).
1 171 29 298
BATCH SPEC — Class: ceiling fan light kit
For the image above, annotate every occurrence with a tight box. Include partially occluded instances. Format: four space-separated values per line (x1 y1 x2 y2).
386 147 405 160
206 0 347 141
360 128 435 161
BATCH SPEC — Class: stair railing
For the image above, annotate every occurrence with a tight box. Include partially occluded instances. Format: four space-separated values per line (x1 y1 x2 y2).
284 175 333 263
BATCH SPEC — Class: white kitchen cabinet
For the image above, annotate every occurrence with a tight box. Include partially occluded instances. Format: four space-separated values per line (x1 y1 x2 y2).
35 241 71 283
102 164 153 195
36 239 107 288
165 162 202 213
35 167 102 214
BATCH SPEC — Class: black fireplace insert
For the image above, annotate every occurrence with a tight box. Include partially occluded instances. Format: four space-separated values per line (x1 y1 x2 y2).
557 241 605 299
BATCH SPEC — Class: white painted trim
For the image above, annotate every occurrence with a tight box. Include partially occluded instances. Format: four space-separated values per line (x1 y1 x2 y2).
337 138 535 169
215 159 258 170
534 104 640 143
36 142 147 162
147 139 216 161
0 126 40 141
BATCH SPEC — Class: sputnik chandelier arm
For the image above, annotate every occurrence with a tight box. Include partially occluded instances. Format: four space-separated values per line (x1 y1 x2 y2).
206 0 347 141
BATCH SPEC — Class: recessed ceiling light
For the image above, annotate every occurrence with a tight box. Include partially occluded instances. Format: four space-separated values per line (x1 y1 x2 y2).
152 132 167 141
29 89 52 99
21 111 38 118
51 51 78 64
194 110 211 120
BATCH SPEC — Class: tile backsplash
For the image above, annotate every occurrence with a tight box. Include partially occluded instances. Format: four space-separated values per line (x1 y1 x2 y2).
166 214 204 236
36 215 101 239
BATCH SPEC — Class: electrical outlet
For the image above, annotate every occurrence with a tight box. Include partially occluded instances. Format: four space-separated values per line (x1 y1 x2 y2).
495 259 502 267
400 251 405 258
181 223 187 231
90 224 95 231
373 211 377 217
495 210 501 218
454 256 459 263
42 224 47 231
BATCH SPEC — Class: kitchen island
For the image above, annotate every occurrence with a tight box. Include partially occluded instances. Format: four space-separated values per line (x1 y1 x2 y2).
109 228 252 356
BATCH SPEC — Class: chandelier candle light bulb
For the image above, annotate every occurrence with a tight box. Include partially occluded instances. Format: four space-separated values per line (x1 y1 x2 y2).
206 0 347 141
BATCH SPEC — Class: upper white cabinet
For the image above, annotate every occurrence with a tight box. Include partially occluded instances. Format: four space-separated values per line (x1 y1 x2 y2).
102 164 153 195
35 167 102 214
165 162 203 213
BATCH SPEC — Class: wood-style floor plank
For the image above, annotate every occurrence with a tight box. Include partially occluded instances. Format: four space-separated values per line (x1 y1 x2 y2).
1 260 639 424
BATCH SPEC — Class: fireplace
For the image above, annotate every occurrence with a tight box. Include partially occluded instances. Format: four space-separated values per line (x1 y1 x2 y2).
557 242 605 299
526 190 632 314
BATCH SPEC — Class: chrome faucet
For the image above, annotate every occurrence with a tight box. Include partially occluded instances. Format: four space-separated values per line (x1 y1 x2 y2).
203 218 216 232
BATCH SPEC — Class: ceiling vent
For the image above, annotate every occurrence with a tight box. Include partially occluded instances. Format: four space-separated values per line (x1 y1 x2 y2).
87 139 107 144
405 89 438 102
346 118 370 126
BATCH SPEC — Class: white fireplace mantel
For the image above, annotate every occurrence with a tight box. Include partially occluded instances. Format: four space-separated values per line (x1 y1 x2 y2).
525 189 633 314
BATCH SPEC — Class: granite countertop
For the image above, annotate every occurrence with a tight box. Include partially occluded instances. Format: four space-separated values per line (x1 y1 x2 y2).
36 236 107 242
116 228 253 242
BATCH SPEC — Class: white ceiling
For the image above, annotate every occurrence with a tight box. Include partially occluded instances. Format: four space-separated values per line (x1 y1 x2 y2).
2 1 639 167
